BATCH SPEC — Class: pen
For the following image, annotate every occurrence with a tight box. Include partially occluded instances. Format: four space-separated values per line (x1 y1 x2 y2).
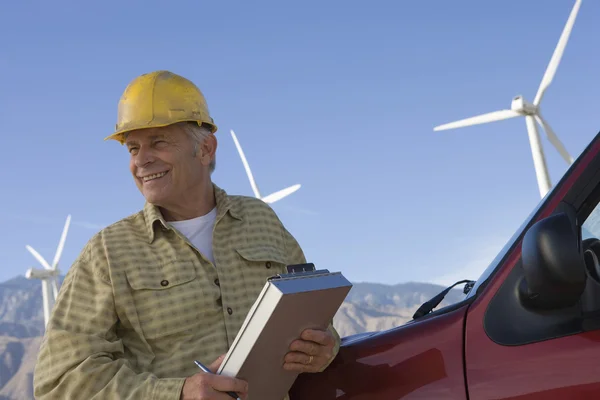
193 360 240 400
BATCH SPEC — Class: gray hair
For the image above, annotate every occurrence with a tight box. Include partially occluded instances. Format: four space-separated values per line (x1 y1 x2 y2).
179 122 216 173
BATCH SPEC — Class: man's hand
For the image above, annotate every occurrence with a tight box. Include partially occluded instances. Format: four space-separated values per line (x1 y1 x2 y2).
283 328 336 373
180 354 248 400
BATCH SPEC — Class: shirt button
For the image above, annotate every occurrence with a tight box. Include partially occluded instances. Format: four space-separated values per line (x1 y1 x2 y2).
265 262 272 269
160 280 169 287
227 307 233 315
214 278 220 286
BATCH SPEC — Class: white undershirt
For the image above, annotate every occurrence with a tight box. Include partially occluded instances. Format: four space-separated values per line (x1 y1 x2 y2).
167 207 217 265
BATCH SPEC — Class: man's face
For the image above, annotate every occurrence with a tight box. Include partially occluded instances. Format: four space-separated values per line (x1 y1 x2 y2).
125 125 212 207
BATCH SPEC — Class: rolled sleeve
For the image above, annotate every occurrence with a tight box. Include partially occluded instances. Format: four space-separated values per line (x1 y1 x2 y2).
33 241 185 400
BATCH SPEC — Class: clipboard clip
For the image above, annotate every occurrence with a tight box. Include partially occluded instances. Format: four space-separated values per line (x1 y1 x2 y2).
268 263 331 280
287 263 317 274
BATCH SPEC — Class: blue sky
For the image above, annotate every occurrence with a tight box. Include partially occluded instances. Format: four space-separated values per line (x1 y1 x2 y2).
1 0 599 286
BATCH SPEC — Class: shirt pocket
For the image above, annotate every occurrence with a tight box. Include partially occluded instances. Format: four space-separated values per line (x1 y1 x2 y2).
126 260 203 340
235 245 290 288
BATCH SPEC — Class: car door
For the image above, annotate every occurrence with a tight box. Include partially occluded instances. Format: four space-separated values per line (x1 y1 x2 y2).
463 131 600 399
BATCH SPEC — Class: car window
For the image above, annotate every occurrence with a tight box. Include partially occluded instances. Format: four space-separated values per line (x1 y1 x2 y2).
582 205 600 240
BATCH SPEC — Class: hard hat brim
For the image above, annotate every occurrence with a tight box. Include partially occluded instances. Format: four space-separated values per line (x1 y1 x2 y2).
105 119 218 144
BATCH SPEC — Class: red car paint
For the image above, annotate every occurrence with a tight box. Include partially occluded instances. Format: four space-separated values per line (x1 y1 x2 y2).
290 132 600 399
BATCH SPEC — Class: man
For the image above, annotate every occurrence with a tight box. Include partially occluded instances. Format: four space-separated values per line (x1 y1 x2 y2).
33 70 340 400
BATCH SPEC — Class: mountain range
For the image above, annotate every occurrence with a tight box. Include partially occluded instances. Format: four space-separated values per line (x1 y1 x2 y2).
0 275 466 400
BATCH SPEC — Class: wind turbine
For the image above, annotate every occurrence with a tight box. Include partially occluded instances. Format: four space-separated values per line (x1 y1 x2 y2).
25 214 71 328
433 0 581 199
230 129 301 203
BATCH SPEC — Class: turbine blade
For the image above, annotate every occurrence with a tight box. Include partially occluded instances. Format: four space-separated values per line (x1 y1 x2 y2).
525 115 552 198
41 279 50 327
230 130 261 199
52 215 71 270
535 114 574 165
433 110 521 131
51 278 59 300
261 184 301 204
26 245 52 270
533 0 582 106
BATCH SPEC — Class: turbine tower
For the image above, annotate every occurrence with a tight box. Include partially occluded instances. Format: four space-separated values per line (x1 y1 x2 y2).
433 0 582 199
230 129 301 203
25 214 71 328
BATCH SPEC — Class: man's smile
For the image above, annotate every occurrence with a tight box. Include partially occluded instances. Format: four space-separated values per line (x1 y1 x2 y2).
140 171 169 182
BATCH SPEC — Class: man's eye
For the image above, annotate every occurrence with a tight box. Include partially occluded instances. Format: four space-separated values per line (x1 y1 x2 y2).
128 147 138 154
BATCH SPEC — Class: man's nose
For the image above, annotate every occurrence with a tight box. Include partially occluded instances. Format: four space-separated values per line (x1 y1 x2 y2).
134 147 155 167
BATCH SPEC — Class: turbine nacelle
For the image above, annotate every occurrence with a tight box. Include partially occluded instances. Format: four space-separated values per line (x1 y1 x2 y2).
511 95 536 115
26 267 60 280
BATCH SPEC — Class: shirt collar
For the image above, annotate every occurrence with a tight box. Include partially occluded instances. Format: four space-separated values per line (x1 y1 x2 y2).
143 183 242 243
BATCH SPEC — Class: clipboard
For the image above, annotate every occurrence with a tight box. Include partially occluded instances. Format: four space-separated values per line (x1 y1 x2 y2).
217 263 353 400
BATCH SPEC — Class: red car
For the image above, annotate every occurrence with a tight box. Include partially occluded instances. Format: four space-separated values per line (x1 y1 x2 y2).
290 131 600 399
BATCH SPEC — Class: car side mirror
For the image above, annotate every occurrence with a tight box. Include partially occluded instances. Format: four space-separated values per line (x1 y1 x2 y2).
519 212 586 310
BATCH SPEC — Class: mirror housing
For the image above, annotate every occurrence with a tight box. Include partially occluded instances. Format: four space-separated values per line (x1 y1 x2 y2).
520 212 586 310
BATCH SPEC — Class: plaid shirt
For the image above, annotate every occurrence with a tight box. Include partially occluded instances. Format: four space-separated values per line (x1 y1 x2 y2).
33 184 340 399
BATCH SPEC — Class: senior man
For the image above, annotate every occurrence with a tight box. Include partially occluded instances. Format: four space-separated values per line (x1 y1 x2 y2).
33 70 340 400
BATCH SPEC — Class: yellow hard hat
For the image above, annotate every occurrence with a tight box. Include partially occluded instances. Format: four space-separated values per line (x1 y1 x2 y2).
105 70 218 144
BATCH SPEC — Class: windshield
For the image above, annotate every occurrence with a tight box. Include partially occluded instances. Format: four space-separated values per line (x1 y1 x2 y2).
465 190 551 299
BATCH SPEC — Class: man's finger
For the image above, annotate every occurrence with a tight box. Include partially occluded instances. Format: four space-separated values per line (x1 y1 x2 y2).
209 354 227 372
289 339 321 356
208 374 249 395
284 351 319 365
301 328 334 345
283 362 318 373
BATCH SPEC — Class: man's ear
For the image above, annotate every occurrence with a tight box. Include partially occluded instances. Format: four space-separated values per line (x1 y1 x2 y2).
199 135 217 167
